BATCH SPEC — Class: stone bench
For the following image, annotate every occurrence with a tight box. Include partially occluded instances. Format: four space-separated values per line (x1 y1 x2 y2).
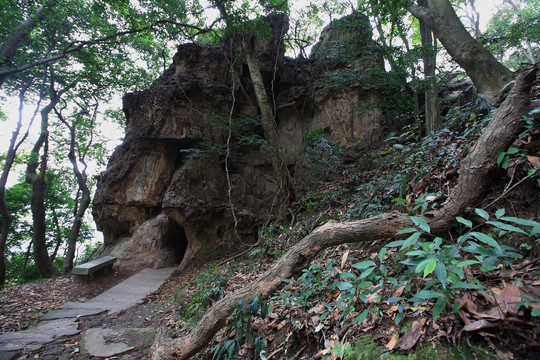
72 256 117 283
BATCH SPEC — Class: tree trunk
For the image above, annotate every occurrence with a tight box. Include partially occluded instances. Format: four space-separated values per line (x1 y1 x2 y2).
419 2 442 134
0 78 35 285
408 0 514 100
0 5 47 88
25 92 60 279
61 114 91 273
243 47 293 222
150 64 538 360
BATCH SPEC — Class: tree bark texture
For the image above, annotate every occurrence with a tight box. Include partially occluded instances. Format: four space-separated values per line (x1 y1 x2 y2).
0 4 48 88
243 47 293 222
25 94 60 279
408 0 514 100
418 2 442 134
151 64 538 360
62 116 91 273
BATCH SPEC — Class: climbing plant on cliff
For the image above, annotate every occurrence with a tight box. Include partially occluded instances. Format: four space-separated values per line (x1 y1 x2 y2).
213 0 294 223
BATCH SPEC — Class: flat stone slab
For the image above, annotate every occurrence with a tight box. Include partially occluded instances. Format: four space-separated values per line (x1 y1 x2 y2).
81 327 156 358
82 328 134 357
0 267 176 358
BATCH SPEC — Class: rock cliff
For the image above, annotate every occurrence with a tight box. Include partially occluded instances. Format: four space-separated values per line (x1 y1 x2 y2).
93 13 386 269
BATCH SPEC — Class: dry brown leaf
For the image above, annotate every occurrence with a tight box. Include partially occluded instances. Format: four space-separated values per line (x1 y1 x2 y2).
395 318 427 351
386 334 399 350
498 285 522 314
527 155 540 166
341 249 350 269
462 319 498 332
456 295 478 313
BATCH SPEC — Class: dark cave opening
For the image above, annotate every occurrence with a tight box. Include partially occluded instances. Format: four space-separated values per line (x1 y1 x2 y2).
165 223 188 265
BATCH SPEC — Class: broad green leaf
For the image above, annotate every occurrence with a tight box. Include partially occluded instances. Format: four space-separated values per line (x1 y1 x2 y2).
507 147 519 154
456 216 472 228
396 227 417 235
450 281 485 290
495 208 505 218
500 216 540 227
486 220 527 234
532 308 540 317
456 260 481 267
433 297 446 323
355 309 370 324
352 260 376 270
475 208 490 220
401 231 422 250
337 281 354 291
386 240 405 247
423 258 437 277
497 152 505 166
415 258 430 274
359 267 376 279
411 216 430 233
379 247 387 263
250 296 259 315
340 272 357 279
434 262 447 288
387 297 403 303
470 231 501 249
414 289 443 299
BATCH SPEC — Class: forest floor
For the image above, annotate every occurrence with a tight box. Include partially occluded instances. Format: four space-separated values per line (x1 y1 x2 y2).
1 98 539 359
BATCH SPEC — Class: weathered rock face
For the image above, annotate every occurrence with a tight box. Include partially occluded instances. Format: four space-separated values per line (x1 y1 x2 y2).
93 13 385 270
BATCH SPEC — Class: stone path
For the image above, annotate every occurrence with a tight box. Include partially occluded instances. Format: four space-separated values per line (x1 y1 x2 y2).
0 267 176 360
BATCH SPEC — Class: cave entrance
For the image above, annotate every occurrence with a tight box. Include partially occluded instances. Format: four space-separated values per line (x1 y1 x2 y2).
165 224 188 265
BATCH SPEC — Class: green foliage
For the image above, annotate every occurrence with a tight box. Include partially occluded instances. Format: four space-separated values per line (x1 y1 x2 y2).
304 128 342 177
336 210 536 325
212 296 270 360
327 335 496 360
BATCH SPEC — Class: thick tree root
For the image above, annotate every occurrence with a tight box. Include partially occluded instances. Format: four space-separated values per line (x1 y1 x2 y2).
150 64 538 360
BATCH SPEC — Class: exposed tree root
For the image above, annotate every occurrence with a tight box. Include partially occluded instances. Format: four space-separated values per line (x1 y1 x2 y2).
150 64 538 360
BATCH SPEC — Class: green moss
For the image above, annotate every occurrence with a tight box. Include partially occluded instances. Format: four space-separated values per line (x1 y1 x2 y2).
335 335 496 360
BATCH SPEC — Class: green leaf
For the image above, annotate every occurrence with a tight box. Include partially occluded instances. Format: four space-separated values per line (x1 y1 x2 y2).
387 297 403 303
507 147 519 154
434 262 447 288
502 156 510 169
379 247 387 263
386 240 405 247
497 151 505 166
401 232 422 250
456 216 472 228
500 216 540 227
415 258 430 274
423 258 437 277
355 309 369 324
495 208 505 219
433 297 446 323
396 227 417 235
450 281 485 290
352 260 376 270
414 289 443 299
456 260 481 267
411 216 430 233
359 267 376 279
340 272 357 279
337 281 354 291
470 231 501 249
486 220 527 234
250 296 259 315
532 308 540 317
475 208 490 220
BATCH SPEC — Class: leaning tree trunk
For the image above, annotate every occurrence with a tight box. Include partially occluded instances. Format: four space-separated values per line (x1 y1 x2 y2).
151 64 538 360
243 43 293 223
408 0 514 100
